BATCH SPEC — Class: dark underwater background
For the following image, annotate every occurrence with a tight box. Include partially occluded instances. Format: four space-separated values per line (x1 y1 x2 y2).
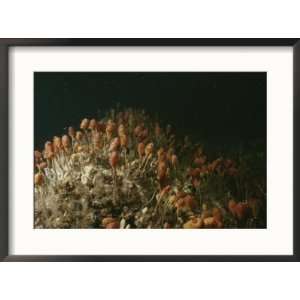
34 72 266 152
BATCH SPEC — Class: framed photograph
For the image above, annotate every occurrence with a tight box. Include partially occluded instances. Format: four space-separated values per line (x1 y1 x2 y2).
0 39 299 261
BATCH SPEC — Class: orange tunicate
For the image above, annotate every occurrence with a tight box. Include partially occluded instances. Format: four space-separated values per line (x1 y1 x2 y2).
34 150 42 162
183 195 197 210
44 151 54 160
159 185 171 199
212 207 222 222
92 132 101 149
192 178 201 188
106 132 113 140
200 165 208 174
53 136 62 153
38 162 47 170
44 142 54 159
92 131 101 142
176 195 196 210
157 148 166 161
215 220 223 228
203 217 216 227
118 124 126 136
140 128 148 140
200 208 211 219
169 134 176 141
145 143 154 156
123 110 130 122
75 145 85 153
228 200 250 220
155 123 161 137
97 121 106 133
120 134 128 147
176 191 187 199
106 221 120 229
106 120 116 135
194 156 206 166
80 118 89 130
175 198 185 209
109 137 120 152
209 158 222 172
75 131 83 141
203 217 223 228
195 146 203 157
223 159 232 168
109 151 119 168
228 199 237 216
248 198 258 217
190 168 201 178
171 154 178 167
62 135 71 149
68 126 75 139
44 141 53 153
157 160 167 181
88 118 97 130
164 222 172 229
227 167 238 176
183 217 203 229
137 142 145 158
168 195 177 206
134 125 143 137
234 202 250 220
102 217 115 227
167 148 174 162
34 173 44 186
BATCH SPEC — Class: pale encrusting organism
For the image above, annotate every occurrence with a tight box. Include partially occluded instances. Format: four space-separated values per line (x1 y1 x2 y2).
34 107 266 229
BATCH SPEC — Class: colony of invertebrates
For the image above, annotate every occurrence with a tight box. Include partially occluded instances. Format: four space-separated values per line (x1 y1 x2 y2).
34 108 266 229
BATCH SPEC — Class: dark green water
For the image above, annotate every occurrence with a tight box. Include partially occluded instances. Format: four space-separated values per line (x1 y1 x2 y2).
34 72 266 149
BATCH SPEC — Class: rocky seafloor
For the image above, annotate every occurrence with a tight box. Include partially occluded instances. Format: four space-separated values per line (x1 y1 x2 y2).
34 108 266 229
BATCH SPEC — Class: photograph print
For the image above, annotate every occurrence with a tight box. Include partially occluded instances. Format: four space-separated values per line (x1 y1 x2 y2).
34 72 266 229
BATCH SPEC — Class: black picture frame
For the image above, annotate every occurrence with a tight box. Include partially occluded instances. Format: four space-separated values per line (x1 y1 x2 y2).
0 38 299 262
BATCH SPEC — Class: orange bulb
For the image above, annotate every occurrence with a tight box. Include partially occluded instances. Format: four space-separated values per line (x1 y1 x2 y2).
80 118 89 130
44 141 53 153
106 221 120 229
155 123 161 137
76 131 83 141
137 142 145 158
109 151 119 168
118 124 126 136
171 154 178 166
228 199 237 216
134 125 143 137
120 134 128 147
62 135 71 149
68 126 75 139
53 136 62 153
106 120 116 134
34 173 44 186
88 119 97 130
109 137 120 152
34 150 42 162
145 143 154 156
